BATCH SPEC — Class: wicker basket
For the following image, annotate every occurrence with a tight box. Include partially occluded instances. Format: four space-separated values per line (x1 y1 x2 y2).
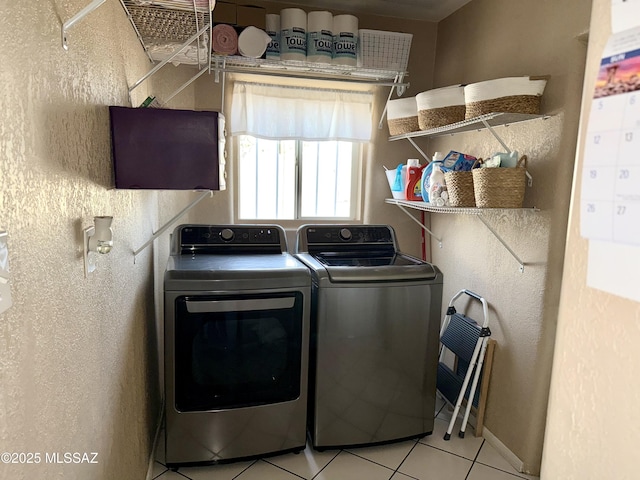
388 116 419 135
464 77 547 119
465 95 541 119
416 85 465 130
472 156 528 208
444 170 476 207
387 97 419 135
419 105 466 130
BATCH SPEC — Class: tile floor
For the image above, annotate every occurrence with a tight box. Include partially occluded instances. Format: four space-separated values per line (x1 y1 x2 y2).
150 398 539 480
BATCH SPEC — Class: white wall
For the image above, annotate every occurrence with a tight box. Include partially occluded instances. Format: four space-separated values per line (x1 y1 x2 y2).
542 0 640 477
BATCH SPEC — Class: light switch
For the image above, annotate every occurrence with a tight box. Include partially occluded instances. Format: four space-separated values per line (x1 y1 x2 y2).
0 229 13 315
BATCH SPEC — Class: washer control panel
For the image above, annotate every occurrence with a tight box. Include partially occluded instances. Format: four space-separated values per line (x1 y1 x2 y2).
300 225 396 252
305 226 394 245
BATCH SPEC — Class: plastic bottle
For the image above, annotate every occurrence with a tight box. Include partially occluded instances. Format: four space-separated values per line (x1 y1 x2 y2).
422 152 446 203
428 163 446 206
405 159 426 201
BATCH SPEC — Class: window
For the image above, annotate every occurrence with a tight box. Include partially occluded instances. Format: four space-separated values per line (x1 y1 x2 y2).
237 135 360 220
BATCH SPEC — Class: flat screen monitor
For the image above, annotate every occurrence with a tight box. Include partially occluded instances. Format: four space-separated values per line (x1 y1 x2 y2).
109 106 224 190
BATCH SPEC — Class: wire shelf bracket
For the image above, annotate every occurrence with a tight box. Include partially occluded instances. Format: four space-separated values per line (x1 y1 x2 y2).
128 24 211 105
62 0 107 50
133 190 213 261
395 204 443 248
385 199 538 272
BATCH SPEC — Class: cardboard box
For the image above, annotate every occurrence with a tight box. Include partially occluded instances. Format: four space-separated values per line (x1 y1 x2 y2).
237 5 266 29
213 1 237 25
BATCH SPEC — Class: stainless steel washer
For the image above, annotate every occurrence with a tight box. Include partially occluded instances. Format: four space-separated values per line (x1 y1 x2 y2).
164 224 311 466
295 224 443 450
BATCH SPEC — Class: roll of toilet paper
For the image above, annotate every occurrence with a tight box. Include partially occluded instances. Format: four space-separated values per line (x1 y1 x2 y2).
306 11 333 64
265 14 280 59
280 8 307 61
332 14 358 66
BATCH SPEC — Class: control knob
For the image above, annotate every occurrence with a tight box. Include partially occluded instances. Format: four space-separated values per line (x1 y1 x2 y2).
339 228 352 241
220 228 234 242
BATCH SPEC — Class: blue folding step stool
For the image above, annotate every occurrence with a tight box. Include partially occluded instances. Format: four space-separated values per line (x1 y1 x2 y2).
437 289 494 440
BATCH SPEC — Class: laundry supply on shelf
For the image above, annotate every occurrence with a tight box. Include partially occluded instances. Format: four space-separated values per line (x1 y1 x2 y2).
428 162 448 206
422 151 445 204
405 159 426 201
386 164 407 200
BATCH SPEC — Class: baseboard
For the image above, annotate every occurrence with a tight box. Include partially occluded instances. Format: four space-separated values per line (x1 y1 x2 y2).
145 403 165 480
481 427 525 473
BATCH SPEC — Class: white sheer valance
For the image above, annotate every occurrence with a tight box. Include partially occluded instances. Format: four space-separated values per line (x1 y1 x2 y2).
230 82 374 142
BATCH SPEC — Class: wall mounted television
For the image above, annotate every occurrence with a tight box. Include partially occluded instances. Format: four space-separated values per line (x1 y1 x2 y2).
109 106 226 190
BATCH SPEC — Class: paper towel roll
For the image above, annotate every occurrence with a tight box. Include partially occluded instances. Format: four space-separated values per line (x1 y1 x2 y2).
265 14 280 59
306 11 333 64
280 8 307 61
332 14 358 66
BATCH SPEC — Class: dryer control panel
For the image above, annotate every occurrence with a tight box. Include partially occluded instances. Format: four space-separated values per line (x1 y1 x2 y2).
172 225 286 255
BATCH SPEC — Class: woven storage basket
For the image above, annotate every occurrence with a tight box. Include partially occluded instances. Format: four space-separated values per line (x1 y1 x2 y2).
444 170 476 207
464 77 547 119
416 85 466 130
387 97 419 135
472 156 528 208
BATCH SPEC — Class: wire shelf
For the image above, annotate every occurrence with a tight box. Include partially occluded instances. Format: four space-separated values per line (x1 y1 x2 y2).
215 55 407 82
388 112 550 141
385 199 539 213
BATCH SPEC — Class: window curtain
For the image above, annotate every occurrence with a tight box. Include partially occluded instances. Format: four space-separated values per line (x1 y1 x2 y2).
230 82 374 142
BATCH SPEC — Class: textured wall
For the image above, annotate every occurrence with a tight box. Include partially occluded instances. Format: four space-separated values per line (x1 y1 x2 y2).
0 1 198 478
542 0 640 478
420 0 591 473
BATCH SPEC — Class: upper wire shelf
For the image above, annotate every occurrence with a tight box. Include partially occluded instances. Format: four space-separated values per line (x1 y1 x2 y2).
212 55 409 86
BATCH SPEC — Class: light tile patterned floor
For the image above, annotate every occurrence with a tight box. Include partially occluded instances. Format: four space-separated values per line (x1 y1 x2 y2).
151 399 540 480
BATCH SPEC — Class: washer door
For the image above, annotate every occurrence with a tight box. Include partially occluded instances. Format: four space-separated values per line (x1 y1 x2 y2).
173 292 304 412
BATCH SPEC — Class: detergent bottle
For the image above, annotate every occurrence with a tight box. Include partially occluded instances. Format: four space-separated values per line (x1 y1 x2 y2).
422 151 446 203
405 159 426 201
428 163 447 206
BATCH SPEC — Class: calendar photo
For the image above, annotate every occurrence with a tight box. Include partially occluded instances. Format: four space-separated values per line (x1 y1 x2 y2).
594 48 640 98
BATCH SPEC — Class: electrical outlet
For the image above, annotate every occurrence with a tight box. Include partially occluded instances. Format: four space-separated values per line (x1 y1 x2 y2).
0 230 13 315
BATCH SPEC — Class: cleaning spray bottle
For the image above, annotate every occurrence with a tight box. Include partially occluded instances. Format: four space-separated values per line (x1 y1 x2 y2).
405 159 426 201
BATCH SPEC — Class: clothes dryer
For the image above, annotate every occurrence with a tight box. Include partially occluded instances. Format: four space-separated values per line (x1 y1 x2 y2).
164 224 311 465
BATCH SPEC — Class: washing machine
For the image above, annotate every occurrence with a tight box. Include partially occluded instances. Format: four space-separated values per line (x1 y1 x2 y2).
295 224 443 450
163 224 311 466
